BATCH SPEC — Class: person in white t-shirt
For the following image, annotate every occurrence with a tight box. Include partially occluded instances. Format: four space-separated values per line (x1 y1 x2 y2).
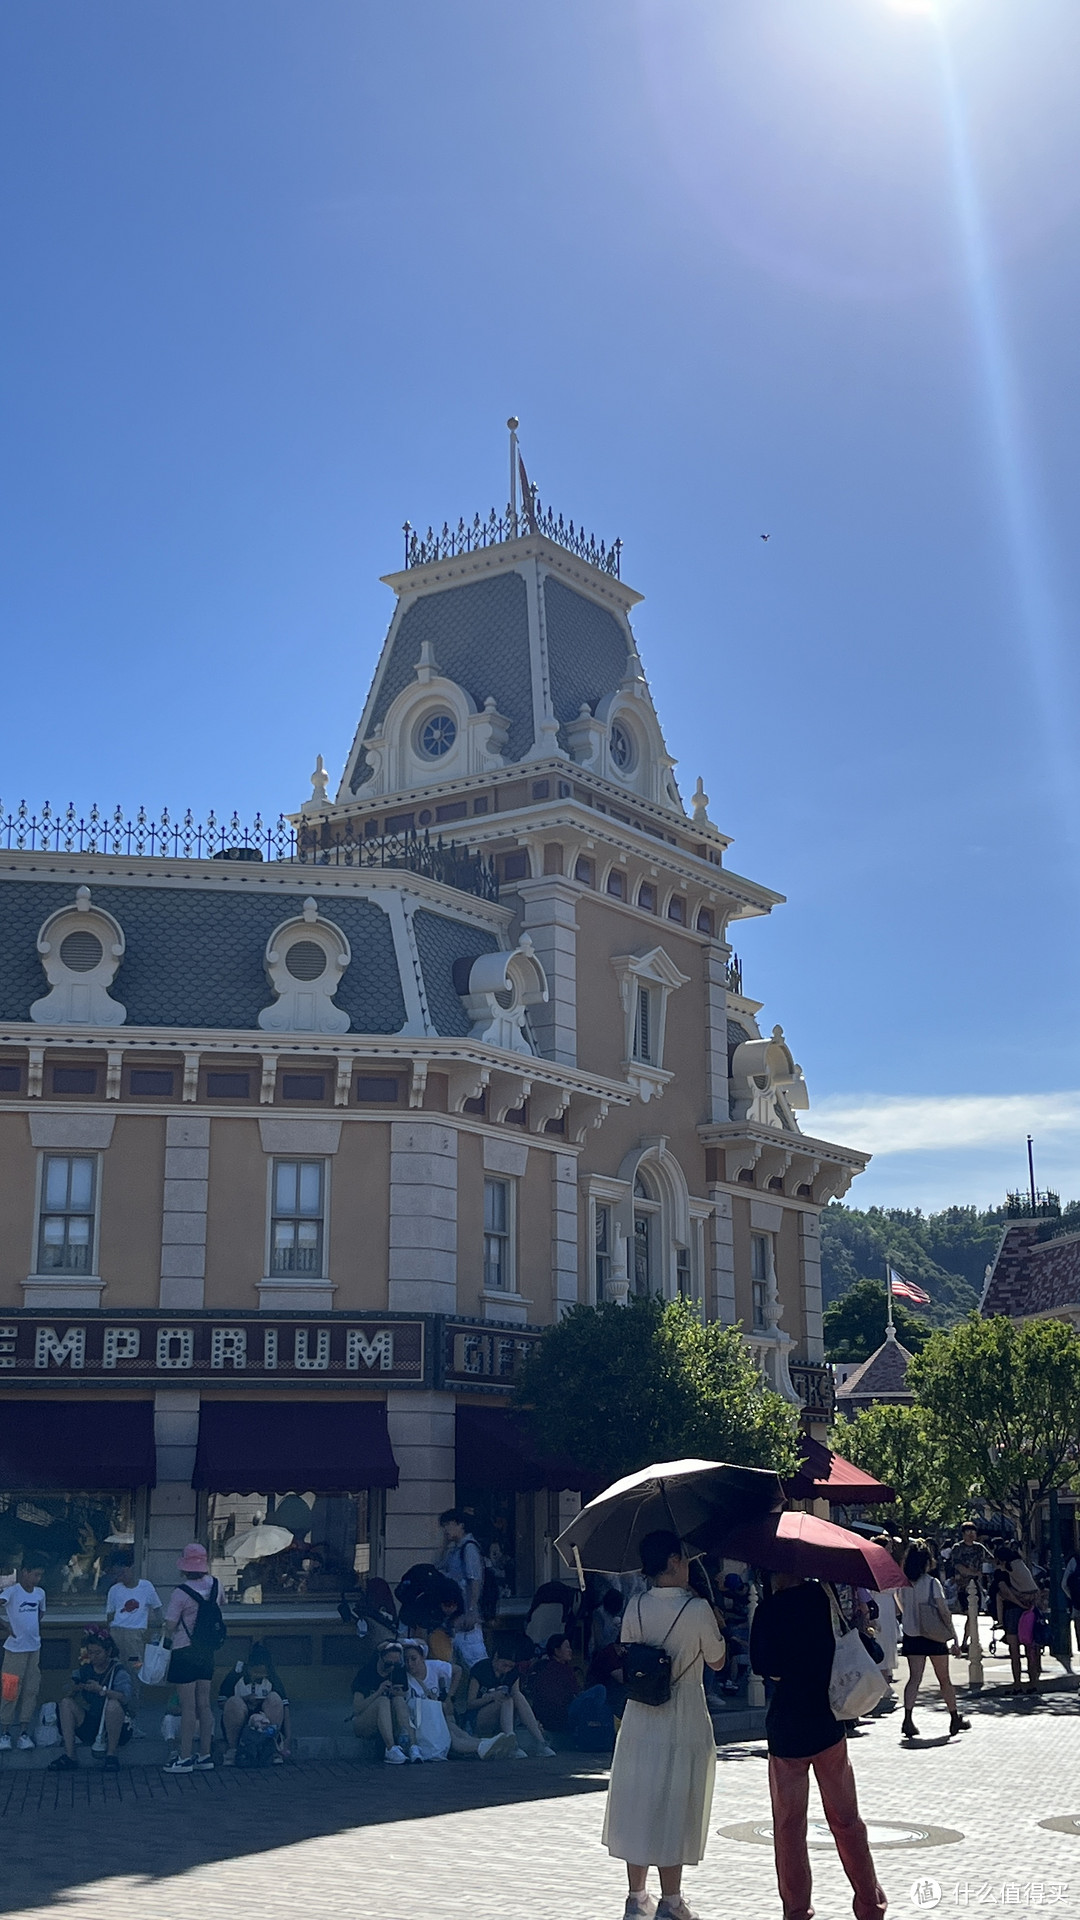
105 1556 163 1693
0 1563 47 1751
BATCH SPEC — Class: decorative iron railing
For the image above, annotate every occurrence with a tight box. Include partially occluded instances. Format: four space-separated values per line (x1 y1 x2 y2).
0 801 499 902
1005 1190 1061 1219
403 500 621 578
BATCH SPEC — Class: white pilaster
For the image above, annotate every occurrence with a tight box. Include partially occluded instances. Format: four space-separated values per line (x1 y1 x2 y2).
709 1185 737 1325
146 1388 201 1594
383 1388 456 1587
552 1152 579 1314
160 1116 209 1310
388 1121 458 1313
704 947 731 1124
799 1210 825 1361
516 878 578 1066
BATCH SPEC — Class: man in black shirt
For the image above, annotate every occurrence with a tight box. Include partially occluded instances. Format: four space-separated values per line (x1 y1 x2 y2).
751 1574 886 1920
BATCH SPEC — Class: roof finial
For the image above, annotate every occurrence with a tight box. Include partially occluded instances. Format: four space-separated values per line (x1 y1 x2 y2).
692 777 711 824
301 754 330 816
508 417 519 531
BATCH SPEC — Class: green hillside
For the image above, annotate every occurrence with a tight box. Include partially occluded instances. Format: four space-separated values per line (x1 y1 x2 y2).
819 1198 1080 1331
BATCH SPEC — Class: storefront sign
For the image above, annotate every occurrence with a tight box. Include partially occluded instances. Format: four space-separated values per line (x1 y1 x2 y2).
0 1315 425 1386
441 1319 541 1389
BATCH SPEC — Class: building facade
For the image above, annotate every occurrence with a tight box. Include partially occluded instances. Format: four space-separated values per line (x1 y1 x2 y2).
0 495 867 1671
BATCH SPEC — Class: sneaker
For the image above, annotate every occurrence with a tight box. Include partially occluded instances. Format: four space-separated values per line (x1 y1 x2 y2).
48 1753 77 1771
383 1744 408 1765
16 1734 34 1751
656 1903 700 1920
194 1753 214 1770
0 1734 11 1752
476 1731 518 1760
222 1749 236 1768
535 1742 557 1757
624 1898 657 1920
162 1755 194 1773
102 1755 119 1772
510 1747 528 1759
272 1753 284 1765
408 1745 424 1763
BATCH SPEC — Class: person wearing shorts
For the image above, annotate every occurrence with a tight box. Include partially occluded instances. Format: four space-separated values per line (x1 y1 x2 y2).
162 1544 221 1774
49 1633 134 1772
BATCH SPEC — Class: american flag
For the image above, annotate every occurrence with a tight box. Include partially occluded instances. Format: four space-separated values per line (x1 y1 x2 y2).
889 1267 931 1306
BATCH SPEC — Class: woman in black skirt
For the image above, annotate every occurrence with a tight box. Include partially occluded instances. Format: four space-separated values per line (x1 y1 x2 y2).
899 1540 968 1741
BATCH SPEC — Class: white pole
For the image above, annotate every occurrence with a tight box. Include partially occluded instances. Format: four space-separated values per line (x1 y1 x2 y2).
508 416 519 529
747 1581 766 1710
967 1582 983 1689
885 1262 895 1338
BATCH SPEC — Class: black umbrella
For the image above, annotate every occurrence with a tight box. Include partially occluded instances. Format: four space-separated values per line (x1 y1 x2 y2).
554 1457 784 1576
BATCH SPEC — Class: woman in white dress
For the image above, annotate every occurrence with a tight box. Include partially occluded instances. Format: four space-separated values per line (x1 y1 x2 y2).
603 1530 727 1920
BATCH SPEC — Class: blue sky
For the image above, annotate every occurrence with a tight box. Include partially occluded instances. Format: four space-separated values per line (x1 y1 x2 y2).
3 0 1078 1211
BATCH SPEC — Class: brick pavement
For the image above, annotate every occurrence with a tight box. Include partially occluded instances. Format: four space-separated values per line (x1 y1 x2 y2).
4 1681 1080 1920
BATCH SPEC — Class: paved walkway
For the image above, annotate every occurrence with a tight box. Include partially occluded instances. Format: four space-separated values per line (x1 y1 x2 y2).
4 1674 1080 1918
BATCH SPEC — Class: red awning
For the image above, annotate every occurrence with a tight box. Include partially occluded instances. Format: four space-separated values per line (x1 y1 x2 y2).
455 1406 599 1496
784 1433 894 1506
193 1401 398 1492
0 1400 156 1490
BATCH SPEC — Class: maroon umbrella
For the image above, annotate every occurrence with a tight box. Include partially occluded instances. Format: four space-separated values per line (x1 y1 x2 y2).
720 1510 909 1592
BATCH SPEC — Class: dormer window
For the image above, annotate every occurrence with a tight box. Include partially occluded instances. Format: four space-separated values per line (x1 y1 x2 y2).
419 711 457 758
633 987 653 1064
611 946 689 1103
31 887 126 1028
259 901 351 1035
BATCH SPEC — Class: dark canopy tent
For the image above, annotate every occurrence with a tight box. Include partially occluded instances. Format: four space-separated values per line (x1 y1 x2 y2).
192 1401 398 1492
455 1405 599 1495
0 1401 156 1490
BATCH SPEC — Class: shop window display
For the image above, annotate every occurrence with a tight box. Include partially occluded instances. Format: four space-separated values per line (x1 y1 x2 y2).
0 1491 136 1600
207 1490 371 1604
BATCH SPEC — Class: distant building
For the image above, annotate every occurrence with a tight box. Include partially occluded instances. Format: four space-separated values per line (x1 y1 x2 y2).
834 1328 914 1417
981 1217 1080 1328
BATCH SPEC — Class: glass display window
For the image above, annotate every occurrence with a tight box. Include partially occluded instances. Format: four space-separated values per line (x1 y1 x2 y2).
206 1489 372 1604
0 1489 138 1601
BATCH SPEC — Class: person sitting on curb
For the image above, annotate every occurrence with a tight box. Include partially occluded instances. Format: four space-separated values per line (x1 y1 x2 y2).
218 1646 290 1766
466 1640 556 1756
352 1640 415 1764
529 1632 582 1734
49 1632 135 1772
402 1642 516 1762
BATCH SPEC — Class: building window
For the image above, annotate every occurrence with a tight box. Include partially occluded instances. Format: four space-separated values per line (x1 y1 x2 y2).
52 1066 97 1095
574 856 594 886
354 1075 401 1104
483 1177 513 1292
637 882 656 913
271 1160 326 1277
751 1232 771 1330
696 908 714 936
0 1064 20 1092
38 1155 96 1273
0 1491 136 1600
207 1490 372 1604
667 896 686 925
610 721 633 771
419 712 457 758
676 1246 692 1299
633 987 653 1064
633 1210 652 1295
502 851 529 882
281 1073 326 1101
594 1204 612 1301
129 1068 175 1096
606 869 626 900
206 1071 251 1099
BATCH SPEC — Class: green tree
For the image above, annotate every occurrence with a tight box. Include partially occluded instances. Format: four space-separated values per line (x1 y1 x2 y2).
908 1313 1080 1548
830 1404 969 1543
514 1295 800 1481
823 1279 930 1362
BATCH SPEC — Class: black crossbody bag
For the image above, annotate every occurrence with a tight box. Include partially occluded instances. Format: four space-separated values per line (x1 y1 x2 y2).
622 1593 695 1707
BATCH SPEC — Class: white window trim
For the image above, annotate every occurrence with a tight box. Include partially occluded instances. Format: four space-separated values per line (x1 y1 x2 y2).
262 1155 331 1288
582 1174 630 1304
480 1174 521 1301
24 1149 105 1307
611 948 689 1104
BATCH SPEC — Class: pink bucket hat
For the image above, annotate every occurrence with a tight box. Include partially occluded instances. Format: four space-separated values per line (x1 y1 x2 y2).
177 1543 210 1574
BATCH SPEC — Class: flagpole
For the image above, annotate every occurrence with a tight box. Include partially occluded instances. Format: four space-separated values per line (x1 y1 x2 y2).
885 1262 895 1338
508 416 519 531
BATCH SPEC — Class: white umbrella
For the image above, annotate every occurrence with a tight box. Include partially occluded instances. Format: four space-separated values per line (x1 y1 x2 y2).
229 1525 294 1565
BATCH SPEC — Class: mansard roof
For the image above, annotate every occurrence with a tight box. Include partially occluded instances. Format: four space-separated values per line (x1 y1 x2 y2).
339 531 679 812
0 874 499 1037
981 1220 1080 1319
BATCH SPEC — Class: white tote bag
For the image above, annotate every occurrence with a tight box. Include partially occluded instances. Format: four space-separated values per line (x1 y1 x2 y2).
139 1637 170 1687
827 1590 888 1721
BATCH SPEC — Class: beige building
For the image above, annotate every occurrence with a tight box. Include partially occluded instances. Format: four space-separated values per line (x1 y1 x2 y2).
0 489 866 1682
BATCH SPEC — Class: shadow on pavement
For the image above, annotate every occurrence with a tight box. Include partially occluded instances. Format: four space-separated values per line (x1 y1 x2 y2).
0 1755 611 1914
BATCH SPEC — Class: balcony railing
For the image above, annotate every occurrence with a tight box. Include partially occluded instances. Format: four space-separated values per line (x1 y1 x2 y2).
725 951 743 995
1005 1190 1061 1219
1 802 499 903
403 500 622 578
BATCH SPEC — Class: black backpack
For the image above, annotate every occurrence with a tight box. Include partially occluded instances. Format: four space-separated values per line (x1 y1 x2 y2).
236 1719 277 1768
180 1580 228 1651
622 1594 694 1707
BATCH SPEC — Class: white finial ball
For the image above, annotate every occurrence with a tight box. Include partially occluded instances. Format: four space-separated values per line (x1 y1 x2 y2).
507 416 519 430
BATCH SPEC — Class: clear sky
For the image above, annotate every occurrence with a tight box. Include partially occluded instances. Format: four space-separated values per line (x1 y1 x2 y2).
3 1 1078 1212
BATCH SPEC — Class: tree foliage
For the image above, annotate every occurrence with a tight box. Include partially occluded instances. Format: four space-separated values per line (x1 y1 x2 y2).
514 1296 801 1482
819 1203 1015 1324
830 1404 969 1542
907 1313 1080 1548
823 1279 931 1362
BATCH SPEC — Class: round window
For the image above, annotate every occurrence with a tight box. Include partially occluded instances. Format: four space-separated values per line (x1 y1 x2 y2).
609 721 633 771
59 930 104 972
419 712 457 758
285 940 328 981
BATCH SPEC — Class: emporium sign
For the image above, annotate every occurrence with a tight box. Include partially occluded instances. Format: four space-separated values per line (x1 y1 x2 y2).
0 1316 425 1386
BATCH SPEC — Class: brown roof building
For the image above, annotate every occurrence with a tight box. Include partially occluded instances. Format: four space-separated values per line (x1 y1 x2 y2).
834 1328 915 1416
980 1220 1080 1326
